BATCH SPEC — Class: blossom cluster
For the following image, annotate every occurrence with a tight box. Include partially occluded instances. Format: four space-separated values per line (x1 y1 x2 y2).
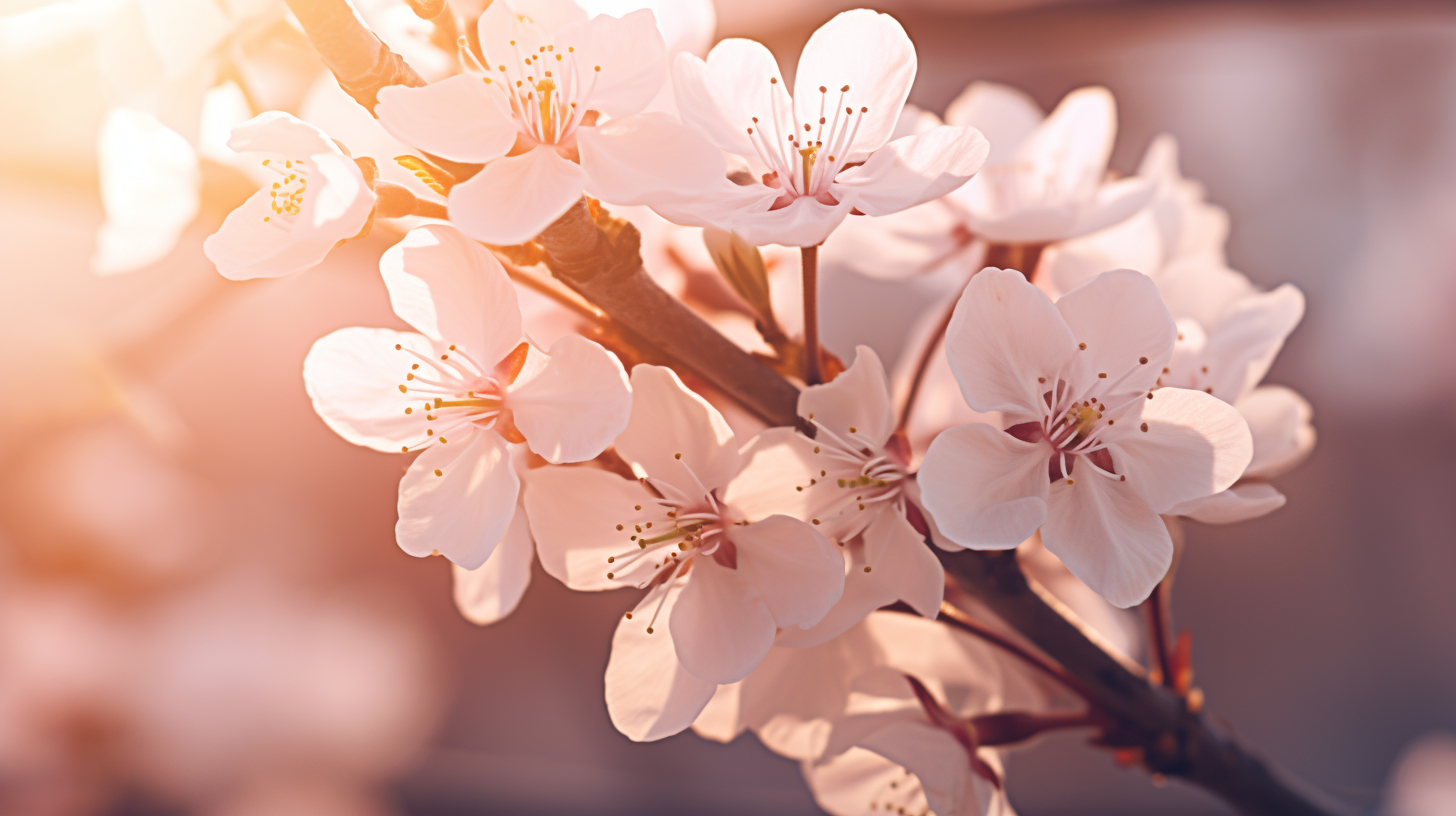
196 2 1315 814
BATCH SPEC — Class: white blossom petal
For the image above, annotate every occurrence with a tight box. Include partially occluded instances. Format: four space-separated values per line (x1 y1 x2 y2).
672 40 788 158
375 75 519 164
731 514 844 629
448 145 590 245
556 9 667 118
1238 385 1316 480
944 267 1077 417
831 126 988 217
508 335 630 464
379 224 523 365
93 107 200 275
1168 482 1287 524
1055 269 1176 395
792 9 915 162
942 81 1042 165
397 429 520 569
1042 474 1171 608
605 580 718 741
303 327 434 453
1105 387 1252 514
799 346 896 446
615 365 740 494
452 503 534 624
918 423 1049 550
669 557 777 684
578 112 729 205
524 465 653 591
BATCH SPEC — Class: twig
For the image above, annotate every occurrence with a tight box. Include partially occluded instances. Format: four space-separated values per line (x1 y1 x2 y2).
284 7 1358 813
802 245 822 385
532 200 801 426
1146 581 1176 688
931 600 1095 703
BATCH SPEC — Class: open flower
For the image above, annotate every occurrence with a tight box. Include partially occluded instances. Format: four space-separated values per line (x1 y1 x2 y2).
375 0 667 245
917 268 1252 607
943 83 1151 246
581 9 989 247
204 112 376 280
731 346 943 646
302 224 631 568
693 612 1051 816
1154 265 1313 522
526 364 844 740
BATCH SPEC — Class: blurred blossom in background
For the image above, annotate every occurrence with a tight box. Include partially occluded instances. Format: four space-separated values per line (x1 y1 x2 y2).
1 1 1454 815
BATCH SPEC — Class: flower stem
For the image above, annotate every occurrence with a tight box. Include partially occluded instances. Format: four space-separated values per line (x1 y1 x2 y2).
802 244 822 385
1145 581 1176 688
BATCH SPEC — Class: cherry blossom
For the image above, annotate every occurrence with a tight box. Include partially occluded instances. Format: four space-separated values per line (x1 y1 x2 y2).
943 83 1151 246
581 9 990 247
1044 134 1230 297
525 364 844 739
694 612 1052 816
917 267 1252 607
203 112 376 280
731 346 943 646
1155 265 1313 522
452 498 535 626
374 0 667 245
302 224 631 568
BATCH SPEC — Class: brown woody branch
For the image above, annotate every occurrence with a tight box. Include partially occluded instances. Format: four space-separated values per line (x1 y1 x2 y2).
282 4 1356 813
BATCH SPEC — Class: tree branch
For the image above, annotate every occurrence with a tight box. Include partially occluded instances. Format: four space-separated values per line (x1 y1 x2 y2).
533 200 801 427
936 548 1354 816
281 7 1356 814
284 0 424 111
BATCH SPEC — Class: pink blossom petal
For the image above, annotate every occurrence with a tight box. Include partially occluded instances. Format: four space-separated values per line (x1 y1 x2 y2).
1105 387 1252 513
917 423 1049 550
831 125 988 217
1064 175 1156 240
793 9 915 162
852 721 980 816
303 327 434 453
507 335 630 464
556 9 666 118
225 110 340 157
1200 284 1306 403
1168 482 1287 524
731 514 844 630
523 465 653 591
604 581 718 741
452 504 534 625
669 558 777 683
379 224 522 365
448 146 590 245
578 112 729 205
799 346 896 445
375 75 519 164
721 427 819 524
1055 269 1175 394
672 40 789 158
944 267 1077 417
943 81 1042 165
729 194 855 249
863 508 943 618
397 429 520 569
1238 385 1315 479
1042 474 1172 608
615 365 740 495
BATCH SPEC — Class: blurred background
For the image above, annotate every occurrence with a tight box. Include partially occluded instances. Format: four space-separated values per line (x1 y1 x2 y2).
2 0 1455 814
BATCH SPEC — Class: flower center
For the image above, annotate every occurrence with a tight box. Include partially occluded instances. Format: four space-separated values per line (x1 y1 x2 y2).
459 36 600 146
605 459 740 635
798 417 905 542
395 341 529 464
745 80 868 200
260 157 307 230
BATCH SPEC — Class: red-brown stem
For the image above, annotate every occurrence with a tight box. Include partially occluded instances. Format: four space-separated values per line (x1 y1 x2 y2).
1146 581 1176 688
802 245 822 385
